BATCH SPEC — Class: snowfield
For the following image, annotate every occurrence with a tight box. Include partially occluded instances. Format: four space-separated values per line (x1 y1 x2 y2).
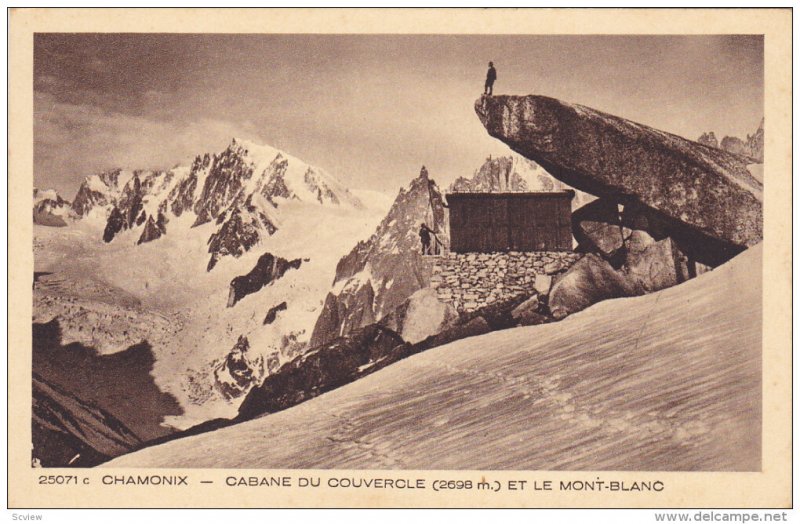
105 245 761 471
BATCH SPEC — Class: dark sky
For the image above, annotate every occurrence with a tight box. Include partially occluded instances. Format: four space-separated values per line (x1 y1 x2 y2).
34 34 764 198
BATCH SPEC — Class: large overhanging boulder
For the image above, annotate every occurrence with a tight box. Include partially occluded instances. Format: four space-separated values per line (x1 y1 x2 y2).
475 95 763 250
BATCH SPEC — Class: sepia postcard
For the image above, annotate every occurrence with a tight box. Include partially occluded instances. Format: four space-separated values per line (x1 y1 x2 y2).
8 8 792 509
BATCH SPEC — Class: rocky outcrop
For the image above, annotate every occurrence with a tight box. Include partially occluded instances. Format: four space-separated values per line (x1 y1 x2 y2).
206 194 279 271
32 373 142 467
71 169 132 217
548 254 637 319
102 207 125 242
475 95 763 250
263 302 288 325
212 336 265 400
625 232 691 293
572 198 624 260
550 197 698 318
137 212 168 245
510 294 549 326
309 167 446 348
547 197 698 318
697 132 719 148
102 171 166 243
720 136 748 158
312 281 378 343
33 188 73 227
227 252 302 307
699 119 764 163
237 324 407 420
746 118 764 163
378 288 458 344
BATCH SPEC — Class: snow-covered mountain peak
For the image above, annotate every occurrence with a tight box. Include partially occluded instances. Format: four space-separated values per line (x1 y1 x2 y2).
33 187 74 226
70 169 134 219
33 188 60 203
228 138 363 209
69 138 367 271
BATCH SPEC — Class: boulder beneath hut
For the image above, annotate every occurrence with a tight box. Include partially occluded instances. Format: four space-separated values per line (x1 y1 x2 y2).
549 254 637 319
572 198 624 260
379 288 458 344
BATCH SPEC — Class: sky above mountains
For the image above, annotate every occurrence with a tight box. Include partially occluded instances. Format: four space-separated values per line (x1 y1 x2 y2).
34 34 763 198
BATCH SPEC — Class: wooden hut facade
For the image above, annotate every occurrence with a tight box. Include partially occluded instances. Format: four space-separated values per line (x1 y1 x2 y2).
446 191 574 253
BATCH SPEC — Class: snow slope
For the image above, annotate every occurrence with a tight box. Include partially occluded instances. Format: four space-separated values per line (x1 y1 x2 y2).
107 244 761 471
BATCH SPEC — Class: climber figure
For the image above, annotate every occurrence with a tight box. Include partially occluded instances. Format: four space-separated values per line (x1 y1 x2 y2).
419 223 434 256
485 61 497 95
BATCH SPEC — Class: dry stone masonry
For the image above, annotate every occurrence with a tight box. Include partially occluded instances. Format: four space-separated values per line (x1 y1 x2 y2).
431 251 582 313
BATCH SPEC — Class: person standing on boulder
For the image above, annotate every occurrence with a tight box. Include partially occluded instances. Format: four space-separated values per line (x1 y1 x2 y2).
419 223 433 255
485 61 497 95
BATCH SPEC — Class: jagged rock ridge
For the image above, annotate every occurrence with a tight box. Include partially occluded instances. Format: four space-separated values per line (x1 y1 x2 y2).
227 252 303 307
449 155 593 209
698 118 764 163
73 139 361 270
697 132 719 148
212 336 265 401
309 167 445 348
33 188 73 227
71 169 134 218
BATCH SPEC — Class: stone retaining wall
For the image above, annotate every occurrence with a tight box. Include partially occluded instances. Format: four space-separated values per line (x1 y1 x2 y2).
431 251 582 313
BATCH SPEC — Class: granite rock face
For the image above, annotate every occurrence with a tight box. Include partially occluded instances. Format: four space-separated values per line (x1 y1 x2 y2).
698 119 764 163
378 288 458 344
624 231 691 293
309 167 445 348
227 252 302 307
475 95 763 250
549 254 637 319
237 325 407 420
572 198 624 259
212 336 265 401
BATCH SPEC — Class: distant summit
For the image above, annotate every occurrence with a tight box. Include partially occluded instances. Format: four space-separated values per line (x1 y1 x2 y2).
697 118 764 163
56 138 363 270
33 187 73 227
449 154 593 209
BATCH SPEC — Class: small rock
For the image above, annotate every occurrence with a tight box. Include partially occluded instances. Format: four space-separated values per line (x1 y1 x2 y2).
543 260 562 275
534 274 552 295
